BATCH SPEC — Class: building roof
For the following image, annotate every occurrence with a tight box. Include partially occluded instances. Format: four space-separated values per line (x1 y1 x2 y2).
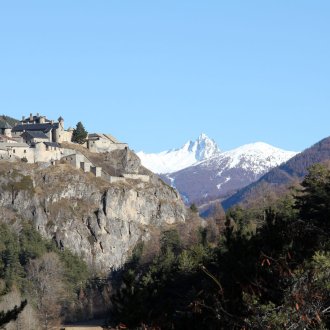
21 115 52 124
22 131 49 139
44 142 60 148
104 134 120 143
88 133 120 144
0 135 17 142
12 123 59 133
0 121 12 129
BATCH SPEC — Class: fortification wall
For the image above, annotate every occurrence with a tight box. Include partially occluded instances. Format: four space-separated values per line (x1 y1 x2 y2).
62 153 86 169
122 173 150 183
7 145 35 163
109 176 126 184
34 143 63 163
59 130 73 143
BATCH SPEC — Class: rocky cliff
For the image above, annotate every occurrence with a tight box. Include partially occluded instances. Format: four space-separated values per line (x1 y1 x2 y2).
0 159 186 272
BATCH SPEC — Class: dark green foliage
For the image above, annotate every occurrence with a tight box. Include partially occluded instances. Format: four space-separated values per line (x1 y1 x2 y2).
0 225 25 291
112 164 330 329
71 121 88 144
160 229 181 254
0 300 27 327
296 163 330 228
0 221 91 325
0 222 89 291
60 249 90 292
190 203 198 213
19 223 53 266
0 115 19 128
112 228 214 329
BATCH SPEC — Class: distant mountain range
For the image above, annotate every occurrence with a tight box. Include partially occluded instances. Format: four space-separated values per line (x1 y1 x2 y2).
138 134 297 205
222 136 330 210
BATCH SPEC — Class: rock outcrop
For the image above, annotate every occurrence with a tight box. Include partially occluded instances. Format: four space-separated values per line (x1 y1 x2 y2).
0 161 186 272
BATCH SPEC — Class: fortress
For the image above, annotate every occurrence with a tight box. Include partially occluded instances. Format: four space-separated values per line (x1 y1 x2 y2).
0 113 149 183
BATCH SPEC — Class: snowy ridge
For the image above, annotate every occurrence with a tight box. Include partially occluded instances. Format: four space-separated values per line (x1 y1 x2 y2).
139 135 298 206
137 133 220 174
202 142 298 176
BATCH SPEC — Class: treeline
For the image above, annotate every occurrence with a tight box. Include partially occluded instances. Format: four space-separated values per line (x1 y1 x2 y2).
111 163 330 329
0 222 91 329
0 115 19 128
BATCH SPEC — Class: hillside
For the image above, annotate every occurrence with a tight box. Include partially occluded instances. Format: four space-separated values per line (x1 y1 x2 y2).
0 156 186 271
222 136 330 210
61 142 153 177
111 163 330 329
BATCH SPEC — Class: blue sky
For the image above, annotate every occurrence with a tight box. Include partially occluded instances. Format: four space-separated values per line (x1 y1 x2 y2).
0 1 329 153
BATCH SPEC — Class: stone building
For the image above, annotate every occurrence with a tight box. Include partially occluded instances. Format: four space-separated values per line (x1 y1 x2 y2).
0 142 34 162
0 113 72 163
87 133 128 153
0 122 12 137
0 113 135 171
0 135 16 143
11 113 72 143
21 131 49 145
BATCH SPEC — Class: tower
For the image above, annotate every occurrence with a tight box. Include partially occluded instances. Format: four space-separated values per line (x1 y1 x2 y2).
0 122 12 137
55 116 64 142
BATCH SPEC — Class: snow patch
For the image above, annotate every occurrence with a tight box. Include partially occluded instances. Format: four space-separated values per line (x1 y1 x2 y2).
217 177 231 190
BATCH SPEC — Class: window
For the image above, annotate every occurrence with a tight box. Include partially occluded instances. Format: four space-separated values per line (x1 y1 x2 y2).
24 150 26 153
13 149 15 154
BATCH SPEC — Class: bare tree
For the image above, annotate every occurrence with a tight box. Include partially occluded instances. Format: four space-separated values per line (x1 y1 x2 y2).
26 252 66 329
0 288 38 330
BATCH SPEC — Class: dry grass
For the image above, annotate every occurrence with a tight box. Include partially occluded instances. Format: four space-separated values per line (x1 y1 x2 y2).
61 143 124 176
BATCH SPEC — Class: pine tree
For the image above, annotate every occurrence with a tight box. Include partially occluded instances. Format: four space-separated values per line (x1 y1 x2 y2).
71 121 88 144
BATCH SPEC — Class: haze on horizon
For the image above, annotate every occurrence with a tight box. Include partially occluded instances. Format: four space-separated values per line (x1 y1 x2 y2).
0 1 329 153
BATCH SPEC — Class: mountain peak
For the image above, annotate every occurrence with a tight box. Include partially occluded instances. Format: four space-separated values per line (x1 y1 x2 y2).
137 134 221 174
198 132 210 140
191 133 221 161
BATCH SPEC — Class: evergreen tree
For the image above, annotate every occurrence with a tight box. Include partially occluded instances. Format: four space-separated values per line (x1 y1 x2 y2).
111 164 330 329
71 121 88 144
190 204 198 213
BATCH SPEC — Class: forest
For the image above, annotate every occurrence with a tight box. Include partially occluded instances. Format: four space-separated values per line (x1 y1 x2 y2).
112 163 330 329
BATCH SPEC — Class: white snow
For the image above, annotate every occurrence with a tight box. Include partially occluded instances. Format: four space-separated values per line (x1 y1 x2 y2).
138 137 298 176
207 142 298 175
217 177 231 190
137 133 220 174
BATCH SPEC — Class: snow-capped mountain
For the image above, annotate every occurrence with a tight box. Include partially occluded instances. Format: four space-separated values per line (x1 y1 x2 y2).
211 142 298 176
137 133 220 174
160 142 298 205
222 136 330 210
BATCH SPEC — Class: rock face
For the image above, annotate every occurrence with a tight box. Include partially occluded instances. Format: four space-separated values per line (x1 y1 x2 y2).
0 162 186 272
